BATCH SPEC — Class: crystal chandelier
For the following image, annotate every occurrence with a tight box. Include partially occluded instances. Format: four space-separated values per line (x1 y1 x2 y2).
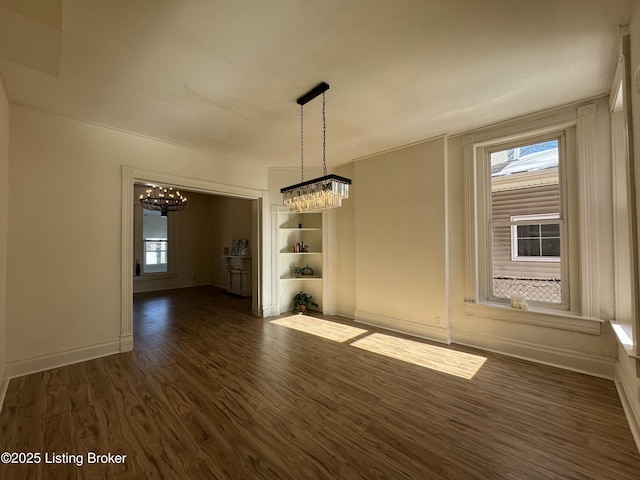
139 186 187 216
281 82 351 213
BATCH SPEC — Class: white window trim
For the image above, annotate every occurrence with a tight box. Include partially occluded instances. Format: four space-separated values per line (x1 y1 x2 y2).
609 34 639 355
509 213 561 263
462 99 604 333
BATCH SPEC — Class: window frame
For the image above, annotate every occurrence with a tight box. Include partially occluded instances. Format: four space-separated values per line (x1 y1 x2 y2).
142 209 169 274
134 201 177 278
509 213 561 263
479 131 572 311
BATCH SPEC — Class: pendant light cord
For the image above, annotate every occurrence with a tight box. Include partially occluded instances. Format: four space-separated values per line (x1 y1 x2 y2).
322 91 327 176
300 104 304 182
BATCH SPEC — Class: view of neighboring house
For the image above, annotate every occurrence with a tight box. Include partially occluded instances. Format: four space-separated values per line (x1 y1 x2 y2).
490 140 562 304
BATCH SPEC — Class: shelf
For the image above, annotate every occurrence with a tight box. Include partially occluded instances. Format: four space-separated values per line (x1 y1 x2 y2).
280 275 322 280
274 207 324 314
280 252 322 255
280 227 321 231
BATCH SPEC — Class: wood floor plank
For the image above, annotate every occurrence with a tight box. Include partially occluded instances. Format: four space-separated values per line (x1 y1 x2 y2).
1 285 639 479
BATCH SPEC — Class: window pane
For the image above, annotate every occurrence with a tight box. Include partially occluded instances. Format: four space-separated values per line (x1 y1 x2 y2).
489 138 562 305
491 140 558 177
518 239 540 256
143 210 168 273
517 224 540 238
541 238 560 256
145 252 160 265
540 224 560 237
144 240 167 265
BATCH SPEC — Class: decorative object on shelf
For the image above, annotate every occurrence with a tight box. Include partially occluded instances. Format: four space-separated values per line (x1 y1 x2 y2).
301 264 314 276
223 247 229 255
281 82 351 213
294 241 307 253
293 267 303 278
140 185 187 217
298 223 302 229
231 239 249 256
293 291 318 314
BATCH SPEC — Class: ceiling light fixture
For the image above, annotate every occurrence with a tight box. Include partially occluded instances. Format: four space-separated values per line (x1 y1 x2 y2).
281 82 351 212
139 186 187 216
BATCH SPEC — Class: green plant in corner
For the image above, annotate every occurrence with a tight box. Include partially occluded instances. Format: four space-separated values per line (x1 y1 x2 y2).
292 291 318 314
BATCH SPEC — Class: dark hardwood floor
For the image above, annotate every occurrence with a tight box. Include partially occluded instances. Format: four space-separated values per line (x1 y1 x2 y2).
1 285 639 479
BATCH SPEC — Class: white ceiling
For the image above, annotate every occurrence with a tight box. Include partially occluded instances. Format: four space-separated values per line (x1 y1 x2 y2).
0 0 633 168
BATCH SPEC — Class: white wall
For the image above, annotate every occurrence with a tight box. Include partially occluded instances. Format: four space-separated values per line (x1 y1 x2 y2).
0 78 9 400
6 105 266 375
335 163 356 318
352 138 450 342
210 195 253 287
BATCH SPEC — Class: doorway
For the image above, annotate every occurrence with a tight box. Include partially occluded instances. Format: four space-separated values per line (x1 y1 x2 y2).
120 166 267 352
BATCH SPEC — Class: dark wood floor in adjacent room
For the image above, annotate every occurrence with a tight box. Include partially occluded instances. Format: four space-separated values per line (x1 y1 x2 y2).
1 286 639 479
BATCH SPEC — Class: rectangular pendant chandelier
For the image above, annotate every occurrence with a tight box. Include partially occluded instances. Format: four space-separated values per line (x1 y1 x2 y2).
281 173 351 213
281 82 352 213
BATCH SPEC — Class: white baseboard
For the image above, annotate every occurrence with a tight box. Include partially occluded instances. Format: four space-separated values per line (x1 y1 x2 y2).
133 281 212 294
336 306 356 319
261 304 280 317
453 329 615 379
120 334 134 352
615 364 640 454
6 339 121 379
322 302 338 316
354 309 451 344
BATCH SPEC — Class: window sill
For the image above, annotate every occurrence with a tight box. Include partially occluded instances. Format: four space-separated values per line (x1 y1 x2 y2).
133 273 178 282
610 321 639 359
463 301 603 335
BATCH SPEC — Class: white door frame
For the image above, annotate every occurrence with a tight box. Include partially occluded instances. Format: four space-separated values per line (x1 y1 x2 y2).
120 165 268 352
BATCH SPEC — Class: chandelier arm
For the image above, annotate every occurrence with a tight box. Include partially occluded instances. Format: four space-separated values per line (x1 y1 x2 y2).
139 185 188 217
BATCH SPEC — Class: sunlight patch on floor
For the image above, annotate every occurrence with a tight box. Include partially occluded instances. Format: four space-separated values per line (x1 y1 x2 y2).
271 316 368 342
352 333 487 379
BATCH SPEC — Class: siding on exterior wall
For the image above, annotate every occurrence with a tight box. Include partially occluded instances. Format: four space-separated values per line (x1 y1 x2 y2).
491 182 561 280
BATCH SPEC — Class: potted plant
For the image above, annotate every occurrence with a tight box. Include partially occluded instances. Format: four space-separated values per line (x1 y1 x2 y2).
292 291 318 314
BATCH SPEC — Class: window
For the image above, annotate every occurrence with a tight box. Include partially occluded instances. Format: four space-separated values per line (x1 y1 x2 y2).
143 210 168 273
510 214 560 262
465 101 607 328
486 136 567 307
